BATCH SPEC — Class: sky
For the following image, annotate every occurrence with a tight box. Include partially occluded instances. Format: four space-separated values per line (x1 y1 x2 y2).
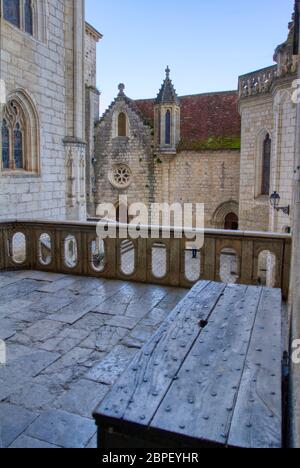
85 0 295 114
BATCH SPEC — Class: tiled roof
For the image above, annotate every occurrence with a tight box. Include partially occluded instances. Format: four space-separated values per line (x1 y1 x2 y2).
135 90 241 144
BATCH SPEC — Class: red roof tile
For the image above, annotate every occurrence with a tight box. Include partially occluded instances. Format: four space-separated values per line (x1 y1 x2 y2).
135 91 241 144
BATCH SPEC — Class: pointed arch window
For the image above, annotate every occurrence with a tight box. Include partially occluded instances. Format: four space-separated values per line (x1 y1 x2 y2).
1 92 40 173
13 123 23 169
3 0 20 28
2 0 36 37
262 133 271 195
118 112 127 137
24 0 33 35
2 120 10 169
165 110 171 145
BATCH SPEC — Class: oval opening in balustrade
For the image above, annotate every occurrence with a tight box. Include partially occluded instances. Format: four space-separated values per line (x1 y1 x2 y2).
185 242 201 282
220 248 240 284
257 250 276 288
152 242 167 279
38 233 52 266
91 238 105 272
11 232 26 264
120 240 135 276
64 235 78 269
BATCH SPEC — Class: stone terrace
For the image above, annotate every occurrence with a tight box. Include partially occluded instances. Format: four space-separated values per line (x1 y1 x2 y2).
0 271 187 449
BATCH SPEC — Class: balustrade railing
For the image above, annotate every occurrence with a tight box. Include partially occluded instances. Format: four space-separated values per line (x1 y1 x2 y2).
238 66 278 99
0 220 292 299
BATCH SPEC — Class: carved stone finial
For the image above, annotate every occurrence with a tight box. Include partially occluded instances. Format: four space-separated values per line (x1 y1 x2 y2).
165 66 170 79
118 83 125 96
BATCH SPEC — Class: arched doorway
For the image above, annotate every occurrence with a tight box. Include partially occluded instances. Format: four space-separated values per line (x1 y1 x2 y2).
224 212 239 230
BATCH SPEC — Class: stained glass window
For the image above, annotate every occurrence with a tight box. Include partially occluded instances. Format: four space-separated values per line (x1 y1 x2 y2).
3 0 20 28
2 120 10 169
24 0 33 35
262 134 271 195
165 110 171 145
14 123 23 169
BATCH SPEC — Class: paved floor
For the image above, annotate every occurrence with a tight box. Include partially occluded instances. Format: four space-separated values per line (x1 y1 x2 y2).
0 270 187 448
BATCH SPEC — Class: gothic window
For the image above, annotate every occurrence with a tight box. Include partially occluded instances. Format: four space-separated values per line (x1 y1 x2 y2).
1 91 40 173
165 110 171 145
3 0 20 28
24 0 33 35
262 133 271 195
2 120 10 169
13 123 23 169
118 113 127 137
2 0 36 37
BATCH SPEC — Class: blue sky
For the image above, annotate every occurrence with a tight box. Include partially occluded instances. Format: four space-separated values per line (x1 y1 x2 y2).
86 0 295 114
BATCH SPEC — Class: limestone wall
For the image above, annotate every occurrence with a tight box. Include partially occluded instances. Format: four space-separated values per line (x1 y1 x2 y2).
0 0 67 219
239 81 296 233
94 99 154 218
154 150 240 228
238 95 274 231
0 0 88 221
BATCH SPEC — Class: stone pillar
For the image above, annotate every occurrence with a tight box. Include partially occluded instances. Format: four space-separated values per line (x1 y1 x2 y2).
85 86 100 217
64 0 87 221
290 0 300 448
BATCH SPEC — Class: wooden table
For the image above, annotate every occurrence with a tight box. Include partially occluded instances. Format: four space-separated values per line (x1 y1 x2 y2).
93 281 282 449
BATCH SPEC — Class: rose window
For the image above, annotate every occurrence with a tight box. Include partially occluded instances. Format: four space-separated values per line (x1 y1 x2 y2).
109 164 132 189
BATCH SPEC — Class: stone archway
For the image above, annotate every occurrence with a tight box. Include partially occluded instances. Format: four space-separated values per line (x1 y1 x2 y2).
212 201 239 229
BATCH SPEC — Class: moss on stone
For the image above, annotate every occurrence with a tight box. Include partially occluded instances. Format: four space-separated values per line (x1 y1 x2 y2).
177 136 241 152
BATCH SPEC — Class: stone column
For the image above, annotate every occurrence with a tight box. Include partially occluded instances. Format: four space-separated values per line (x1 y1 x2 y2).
290 0 300 448
64 0 87 221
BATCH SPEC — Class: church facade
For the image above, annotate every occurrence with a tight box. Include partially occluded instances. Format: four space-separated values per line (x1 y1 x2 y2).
92 70 241 229
0 0 101 221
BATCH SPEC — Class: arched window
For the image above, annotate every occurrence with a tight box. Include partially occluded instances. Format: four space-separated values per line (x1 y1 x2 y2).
118 113 127 137
24 0 33 35
1 91 40 173
2 0 37 37
1 120 10 169
262 133 271 195
165 110 171 145
13 123 23 169
3 0 20 28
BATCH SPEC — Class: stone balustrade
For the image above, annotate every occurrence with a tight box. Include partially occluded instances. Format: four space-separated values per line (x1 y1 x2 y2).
238 66 279 99
0 220 292 299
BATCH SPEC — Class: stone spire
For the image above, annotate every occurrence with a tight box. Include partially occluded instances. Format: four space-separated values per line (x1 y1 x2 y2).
155 66 179 105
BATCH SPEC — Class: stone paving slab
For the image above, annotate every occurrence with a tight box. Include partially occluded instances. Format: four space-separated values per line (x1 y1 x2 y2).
9 434 60 449
54 379 109 419
85 345 139 385
0 271 187 448
25 409 96 449
0 403 38 448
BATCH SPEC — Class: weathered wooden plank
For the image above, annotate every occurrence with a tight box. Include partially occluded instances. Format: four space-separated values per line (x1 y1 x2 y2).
151 284 262 446
228 288 282 448
94 281 225 426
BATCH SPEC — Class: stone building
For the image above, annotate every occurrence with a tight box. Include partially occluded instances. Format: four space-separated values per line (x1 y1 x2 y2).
93 68 241 228
238 19 299 233
0 0 101 221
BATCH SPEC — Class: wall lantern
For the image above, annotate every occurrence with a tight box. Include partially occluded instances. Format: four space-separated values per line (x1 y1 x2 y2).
270 191 290 216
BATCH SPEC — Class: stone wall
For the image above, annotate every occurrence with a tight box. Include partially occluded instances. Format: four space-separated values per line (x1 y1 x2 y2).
0 0 88 221
0 0 67 219
238 80 297 232
94 97 154 218
154 150 240 228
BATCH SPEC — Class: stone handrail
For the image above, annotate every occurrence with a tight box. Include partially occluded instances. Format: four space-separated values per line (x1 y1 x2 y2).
0 219 292 299
238 66 278 99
